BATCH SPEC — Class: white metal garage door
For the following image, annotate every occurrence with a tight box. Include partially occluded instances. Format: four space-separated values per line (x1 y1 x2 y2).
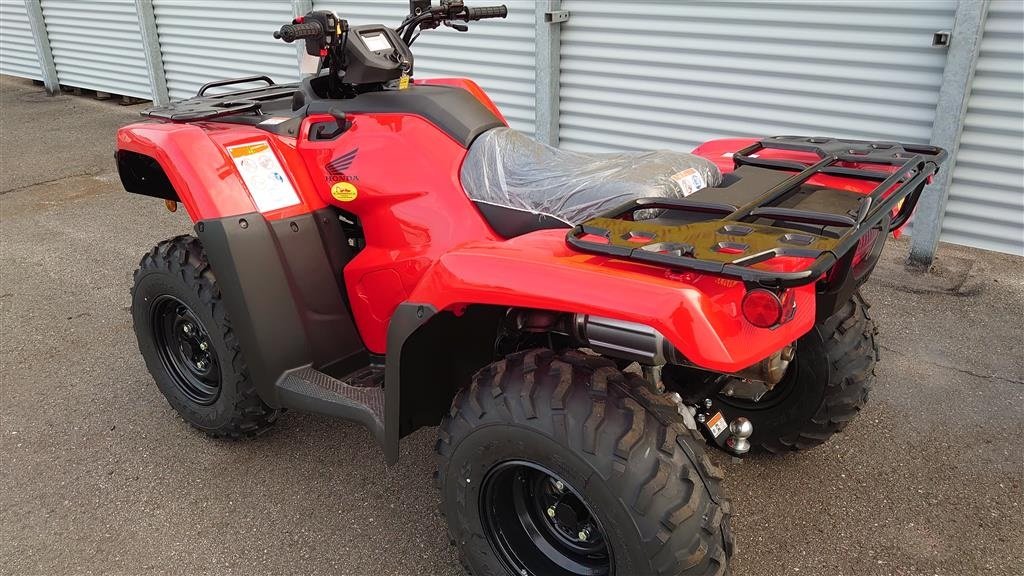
314 1 536 134
153 0 298 101
558 0 956 153
0 0 42 80
39 0 150 98
940 1 1024 255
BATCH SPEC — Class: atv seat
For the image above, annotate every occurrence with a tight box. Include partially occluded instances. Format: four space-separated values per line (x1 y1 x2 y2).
460 127 723 238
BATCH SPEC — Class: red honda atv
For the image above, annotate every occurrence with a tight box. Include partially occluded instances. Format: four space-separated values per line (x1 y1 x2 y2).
116 3 946 575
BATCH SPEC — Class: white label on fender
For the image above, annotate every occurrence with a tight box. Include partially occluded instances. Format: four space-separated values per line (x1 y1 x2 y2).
227 141 300 213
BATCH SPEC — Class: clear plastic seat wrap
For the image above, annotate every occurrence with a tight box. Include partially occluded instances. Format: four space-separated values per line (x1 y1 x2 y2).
460 127 723 237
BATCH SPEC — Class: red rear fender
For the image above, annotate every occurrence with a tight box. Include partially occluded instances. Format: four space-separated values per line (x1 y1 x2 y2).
408 229 816 373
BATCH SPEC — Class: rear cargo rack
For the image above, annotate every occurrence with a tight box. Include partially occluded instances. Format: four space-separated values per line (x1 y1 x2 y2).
567 136 947 288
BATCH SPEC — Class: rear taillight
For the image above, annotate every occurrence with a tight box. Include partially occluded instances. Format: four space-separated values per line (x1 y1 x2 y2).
742 288 796 328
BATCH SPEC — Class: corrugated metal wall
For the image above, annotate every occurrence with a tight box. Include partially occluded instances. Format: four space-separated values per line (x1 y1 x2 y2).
1 1 1021 255
557 0 956 153
0 0 42 80
152 0 298 100
941 0 1024 255
39 0 151 98
314 1 536 134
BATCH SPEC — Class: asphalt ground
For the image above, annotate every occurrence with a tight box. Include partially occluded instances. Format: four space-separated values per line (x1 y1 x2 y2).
1 75 1022 576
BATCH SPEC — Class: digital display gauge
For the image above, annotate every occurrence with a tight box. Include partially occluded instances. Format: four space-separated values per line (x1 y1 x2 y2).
360 32 393 52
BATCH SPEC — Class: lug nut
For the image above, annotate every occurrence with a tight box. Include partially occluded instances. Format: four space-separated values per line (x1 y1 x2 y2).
199 341 208 351
703 398 713 409
547 506 556 518
696 413 706 423
196 359 208 370
554 480 565 492
578 527 591 541
182 323 193 335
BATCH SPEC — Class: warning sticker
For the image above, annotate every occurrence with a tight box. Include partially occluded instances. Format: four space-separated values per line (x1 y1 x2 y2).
227 141 300 213
706 412 728 438
670 167 707 197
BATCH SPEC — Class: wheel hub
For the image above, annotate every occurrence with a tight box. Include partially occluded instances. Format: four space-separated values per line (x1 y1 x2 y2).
481 461 611 576
152 296 221 405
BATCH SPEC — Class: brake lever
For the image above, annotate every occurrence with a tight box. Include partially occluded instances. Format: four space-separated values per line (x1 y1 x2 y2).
444 20 469 32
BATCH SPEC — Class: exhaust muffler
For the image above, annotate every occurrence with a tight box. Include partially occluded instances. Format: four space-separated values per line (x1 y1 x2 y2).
571 314 684 365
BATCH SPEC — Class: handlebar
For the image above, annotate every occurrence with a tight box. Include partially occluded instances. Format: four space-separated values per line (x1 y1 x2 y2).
399 3 507 45
273 21 324 43
463 5 508 21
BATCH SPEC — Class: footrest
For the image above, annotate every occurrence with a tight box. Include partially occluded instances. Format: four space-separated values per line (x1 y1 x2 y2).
276 366 385 443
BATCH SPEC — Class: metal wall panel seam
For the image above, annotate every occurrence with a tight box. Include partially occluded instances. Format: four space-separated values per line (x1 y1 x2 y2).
535 0 563 145
135 0 168 105
23 0 58 93
936 0 1024 255
39 0 153 98
909 0 991 266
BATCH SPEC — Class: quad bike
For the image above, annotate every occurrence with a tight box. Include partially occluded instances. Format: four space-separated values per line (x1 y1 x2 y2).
114 2 946 574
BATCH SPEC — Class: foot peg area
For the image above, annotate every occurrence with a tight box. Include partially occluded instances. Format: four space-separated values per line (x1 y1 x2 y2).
276 365 385 445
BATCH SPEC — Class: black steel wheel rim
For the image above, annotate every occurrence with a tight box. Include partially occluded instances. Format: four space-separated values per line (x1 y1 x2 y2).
151 295 221 405
481 461 612 576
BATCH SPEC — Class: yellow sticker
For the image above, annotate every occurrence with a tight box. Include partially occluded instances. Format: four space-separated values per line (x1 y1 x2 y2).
398 74 410 90
331 181 358 202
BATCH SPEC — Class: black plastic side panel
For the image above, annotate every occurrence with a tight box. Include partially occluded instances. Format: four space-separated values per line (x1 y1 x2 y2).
384 303 437 465
268 211 368 374
303 84 504 148
196 209 366 407
116 150 178 201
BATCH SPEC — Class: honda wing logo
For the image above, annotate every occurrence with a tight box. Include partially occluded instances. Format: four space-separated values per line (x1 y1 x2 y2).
326 148 358 175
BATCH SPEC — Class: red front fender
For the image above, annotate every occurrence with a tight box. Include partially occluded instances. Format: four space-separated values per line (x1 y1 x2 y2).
117 121 325 222
407 229 816 373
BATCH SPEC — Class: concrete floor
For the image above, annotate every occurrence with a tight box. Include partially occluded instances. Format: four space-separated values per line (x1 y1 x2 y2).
1 75 1021 576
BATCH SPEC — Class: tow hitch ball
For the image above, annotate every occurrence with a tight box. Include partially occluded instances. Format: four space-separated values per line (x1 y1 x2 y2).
695 398 754 456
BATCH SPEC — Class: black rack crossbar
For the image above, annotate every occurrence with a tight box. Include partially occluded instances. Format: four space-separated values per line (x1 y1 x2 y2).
566 136 947 287
142 80 298 122
197 75 276 97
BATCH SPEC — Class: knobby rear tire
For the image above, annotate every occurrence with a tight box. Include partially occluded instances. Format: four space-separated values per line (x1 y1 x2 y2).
720 291 879 453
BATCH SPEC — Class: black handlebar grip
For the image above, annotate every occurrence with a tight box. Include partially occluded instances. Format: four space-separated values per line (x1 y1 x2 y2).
465 5 508 21
273 21 323 43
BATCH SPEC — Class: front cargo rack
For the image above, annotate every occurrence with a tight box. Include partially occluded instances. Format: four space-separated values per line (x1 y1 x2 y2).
566 136 947 288
142 75 297 122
